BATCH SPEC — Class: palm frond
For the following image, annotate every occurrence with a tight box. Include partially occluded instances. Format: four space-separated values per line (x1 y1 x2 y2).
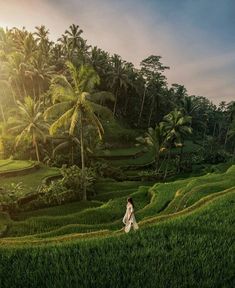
88 101 113 120
44 101 73 120
49 108 74 135
69 109 79 135
90 91 115 104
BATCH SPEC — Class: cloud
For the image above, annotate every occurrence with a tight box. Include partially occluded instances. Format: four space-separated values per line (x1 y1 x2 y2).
0 0 234 104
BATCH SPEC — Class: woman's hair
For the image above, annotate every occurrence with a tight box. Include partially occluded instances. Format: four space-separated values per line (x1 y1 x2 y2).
127 197 134 207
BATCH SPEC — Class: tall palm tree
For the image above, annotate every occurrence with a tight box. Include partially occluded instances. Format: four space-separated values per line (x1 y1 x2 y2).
31 53 55 101
138 55 169 125
90 46 110 80
52 134 80 165
107 54 129 116
59 24 90 64
0 27 14 56
34 25 52 60
161 109 192 146
19 33 38 63
6 52 28 98
160 109 192 177
9 96 48 161
65 24 83 51
45 61 114 200
224 101 235 147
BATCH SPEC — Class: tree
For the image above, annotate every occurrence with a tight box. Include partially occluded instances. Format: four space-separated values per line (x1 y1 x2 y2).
9 96 48 161
45 61 114 200
107 54 129 116
160 109 192 177
224 101 235 147
138 55 169 125
34 25 51 59
52 134 80 165
136 124 165 171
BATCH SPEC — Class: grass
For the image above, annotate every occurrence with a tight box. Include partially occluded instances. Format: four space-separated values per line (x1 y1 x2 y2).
0 159 35 172
163 165 235 214
4 186 151 237
110 147 155 167
97 140 200 168
0 165 60 196
0 162 235 287
95 146 143 157
13 200 103 221
1 166 234 240
0 190 234 287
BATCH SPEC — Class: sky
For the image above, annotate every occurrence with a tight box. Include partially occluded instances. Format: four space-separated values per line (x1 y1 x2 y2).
0 0 235 105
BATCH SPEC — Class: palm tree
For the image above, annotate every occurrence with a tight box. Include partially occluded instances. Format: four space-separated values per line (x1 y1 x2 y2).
31 53 55 102
0 27 14 56
19 33 38 63
224 101 235 147
138 55 169 125
65 24 83 51
136 124 165 171
90 46 110 80
6 52 28 98
107 54 129 116
160 109 192 177
171 84 188 108
59 24 90 64
34 25 53 62
45 61 114 200
9 96 48 161
52 134 80 165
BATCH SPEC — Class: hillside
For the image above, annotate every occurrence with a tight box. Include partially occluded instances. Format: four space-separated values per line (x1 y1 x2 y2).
0 165 234 287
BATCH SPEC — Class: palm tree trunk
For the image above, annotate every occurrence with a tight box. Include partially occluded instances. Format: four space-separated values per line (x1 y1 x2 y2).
0 104 6 123
138 85 146 125
32 78 36 100
148 99 154 127
10 85 17 104
155 151 160 172
224 126 229 148
33 135 40 162
80 112 86 200
22 82 27 98
178 145 183 173
124 96 129 115
15 79 22 99
212 122 216 137
113 87 119 116
218 124 223 142
163 149 171 180
157 153 166 174
202 124 207 148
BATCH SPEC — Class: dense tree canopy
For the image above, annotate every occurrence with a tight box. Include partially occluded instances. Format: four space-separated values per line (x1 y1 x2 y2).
0 24 234 167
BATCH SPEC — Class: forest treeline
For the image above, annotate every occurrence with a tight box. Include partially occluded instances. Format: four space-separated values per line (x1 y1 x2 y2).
0 24 234 162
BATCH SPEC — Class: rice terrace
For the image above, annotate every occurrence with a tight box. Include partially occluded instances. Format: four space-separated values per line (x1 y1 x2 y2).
0 1 235 287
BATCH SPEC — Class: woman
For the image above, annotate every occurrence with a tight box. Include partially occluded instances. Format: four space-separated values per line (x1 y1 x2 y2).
123 197 139 233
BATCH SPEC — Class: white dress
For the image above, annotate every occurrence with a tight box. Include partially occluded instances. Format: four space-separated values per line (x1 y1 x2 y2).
122 203 139 233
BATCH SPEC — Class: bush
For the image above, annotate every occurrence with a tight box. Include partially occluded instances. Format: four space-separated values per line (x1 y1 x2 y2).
0 182 25 212
60 165 97 198
203 150 230 164
38 180 75 206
